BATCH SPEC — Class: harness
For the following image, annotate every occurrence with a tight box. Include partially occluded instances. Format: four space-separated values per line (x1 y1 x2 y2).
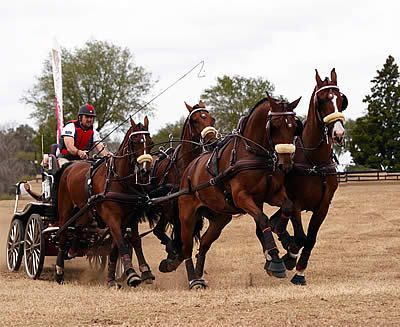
59 120 94 160
150 108 292 209
56 129 152 237
290 84 346 213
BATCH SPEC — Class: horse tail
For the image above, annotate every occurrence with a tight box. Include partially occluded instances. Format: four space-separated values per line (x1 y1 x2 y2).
193 217 204 243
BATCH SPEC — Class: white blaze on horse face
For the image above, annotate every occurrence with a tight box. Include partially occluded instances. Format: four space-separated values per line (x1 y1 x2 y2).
331 95 345 141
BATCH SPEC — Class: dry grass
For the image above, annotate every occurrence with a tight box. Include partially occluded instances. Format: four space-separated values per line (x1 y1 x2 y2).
1 181 400 326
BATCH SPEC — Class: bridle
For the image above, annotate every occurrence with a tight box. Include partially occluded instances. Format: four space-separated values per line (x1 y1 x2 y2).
187 108 219 147
108 129 153 185
313 85 345 128
266 108 297 156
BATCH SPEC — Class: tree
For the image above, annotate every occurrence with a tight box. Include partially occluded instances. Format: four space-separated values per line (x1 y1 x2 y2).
201 75 284 134
151 117 186 151
0 125 38 195
22 39 156 153
347 55 400 170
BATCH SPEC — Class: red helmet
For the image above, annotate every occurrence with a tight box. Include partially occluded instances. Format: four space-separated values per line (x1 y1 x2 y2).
78 104 96 117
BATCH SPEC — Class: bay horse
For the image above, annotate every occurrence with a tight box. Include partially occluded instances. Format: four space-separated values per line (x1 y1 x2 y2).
55 117 154 287
149 101 218 265
270 69 347 285
165 95 301 289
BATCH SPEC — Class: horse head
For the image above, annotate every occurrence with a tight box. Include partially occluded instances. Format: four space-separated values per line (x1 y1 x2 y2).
128 116 154 180
314 69 347 144
267 95 301 173
184 100 218 148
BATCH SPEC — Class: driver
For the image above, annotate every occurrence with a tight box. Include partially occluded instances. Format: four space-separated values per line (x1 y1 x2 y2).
57 104 110 166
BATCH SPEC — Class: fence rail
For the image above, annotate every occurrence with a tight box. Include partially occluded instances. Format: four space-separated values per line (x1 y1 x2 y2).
337 170 400 183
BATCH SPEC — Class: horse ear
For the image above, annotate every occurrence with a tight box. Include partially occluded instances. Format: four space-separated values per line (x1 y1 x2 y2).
341 93 348 110
130 117 136 129
315 69 323 87
289 97 302 110
185 102 193 112
199 100 205 108
331 68 337 84
144 116 149 130
267 94 275 104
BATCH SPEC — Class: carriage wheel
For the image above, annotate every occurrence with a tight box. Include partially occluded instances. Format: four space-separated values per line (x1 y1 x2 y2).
24 214 45 279
87 255 107 273
6 219 25 271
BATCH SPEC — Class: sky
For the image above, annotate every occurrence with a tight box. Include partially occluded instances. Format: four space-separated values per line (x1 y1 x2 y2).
1 0 399 140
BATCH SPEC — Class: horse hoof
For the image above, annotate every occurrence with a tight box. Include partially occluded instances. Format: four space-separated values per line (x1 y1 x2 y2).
159 259 169 273
159 259 178 273
283 253 297 271
55 270 64 284
267 259 287 278
107 280 122 289
291 274 306 285
127 273 142 287
141 271 155 284
189 279 207 290
264 260 272 276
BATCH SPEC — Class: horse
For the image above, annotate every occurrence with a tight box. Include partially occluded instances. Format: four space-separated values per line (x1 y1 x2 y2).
104 101 217 285
269 68 347 285
149 101 218 266
164 95 302 289
55 117 154 287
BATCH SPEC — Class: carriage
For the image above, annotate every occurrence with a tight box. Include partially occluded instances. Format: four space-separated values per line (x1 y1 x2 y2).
5 153 124 280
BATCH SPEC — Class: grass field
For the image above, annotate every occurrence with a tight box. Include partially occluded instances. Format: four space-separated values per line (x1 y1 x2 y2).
1 181 400 326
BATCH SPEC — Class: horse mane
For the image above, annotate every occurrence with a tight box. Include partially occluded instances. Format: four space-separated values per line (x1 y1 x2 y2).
179 103 203 140
180 116 190 140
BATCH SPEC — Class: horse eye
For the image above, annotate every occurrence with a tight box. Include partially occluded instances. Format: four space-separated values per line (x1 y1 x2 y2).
201 113 206 119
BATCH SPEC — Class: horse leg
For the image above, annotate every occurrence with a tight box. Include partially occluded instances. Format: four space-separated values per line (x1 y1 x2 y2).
55 232 66 284
291 206 329 286
234 191 286 278
131 222 155 284
153 213 177 259
195 213 232 278
107 220 142 287
178 199 207 289
158 210 184 274
106 245 121 289
55 191 75 284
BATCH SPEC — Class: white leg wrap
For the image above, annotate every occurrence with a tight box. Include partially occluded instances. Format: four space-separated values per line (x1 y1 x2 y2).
264 251 272 261
56 265 64 275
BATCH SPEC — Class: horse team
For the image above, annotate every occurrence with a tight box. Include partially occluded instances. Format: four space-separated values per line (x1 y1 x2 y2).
55 69 347 289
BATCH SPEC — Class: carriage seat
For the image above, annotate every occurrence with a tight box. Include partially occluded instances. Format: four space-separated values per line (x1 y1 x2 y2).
47 154 60 176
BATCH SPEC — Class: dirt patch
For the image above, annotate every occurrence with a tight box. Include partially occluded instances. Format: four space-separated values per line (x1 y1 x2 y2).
1 182 400 326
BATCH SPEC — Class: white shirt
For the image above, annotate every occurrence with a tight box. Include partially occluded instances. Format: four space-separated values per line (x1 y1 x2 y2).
56 122 102 156
60 122 102 142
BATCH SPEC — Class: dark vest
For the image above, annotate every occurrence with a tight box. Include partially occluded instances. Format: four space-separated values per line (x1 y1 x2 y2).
58 120 94 160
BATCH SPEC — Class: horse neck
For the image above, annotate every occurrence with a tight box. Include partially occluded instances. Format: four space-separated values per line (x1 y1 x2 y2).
242 102 269 146
114 128 134 177
300 93 333 163
178 124 201 169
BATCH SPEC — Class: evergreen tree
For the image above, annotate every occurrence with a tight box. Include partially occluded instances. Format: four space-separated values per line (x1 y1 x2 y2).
348 55 400 170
